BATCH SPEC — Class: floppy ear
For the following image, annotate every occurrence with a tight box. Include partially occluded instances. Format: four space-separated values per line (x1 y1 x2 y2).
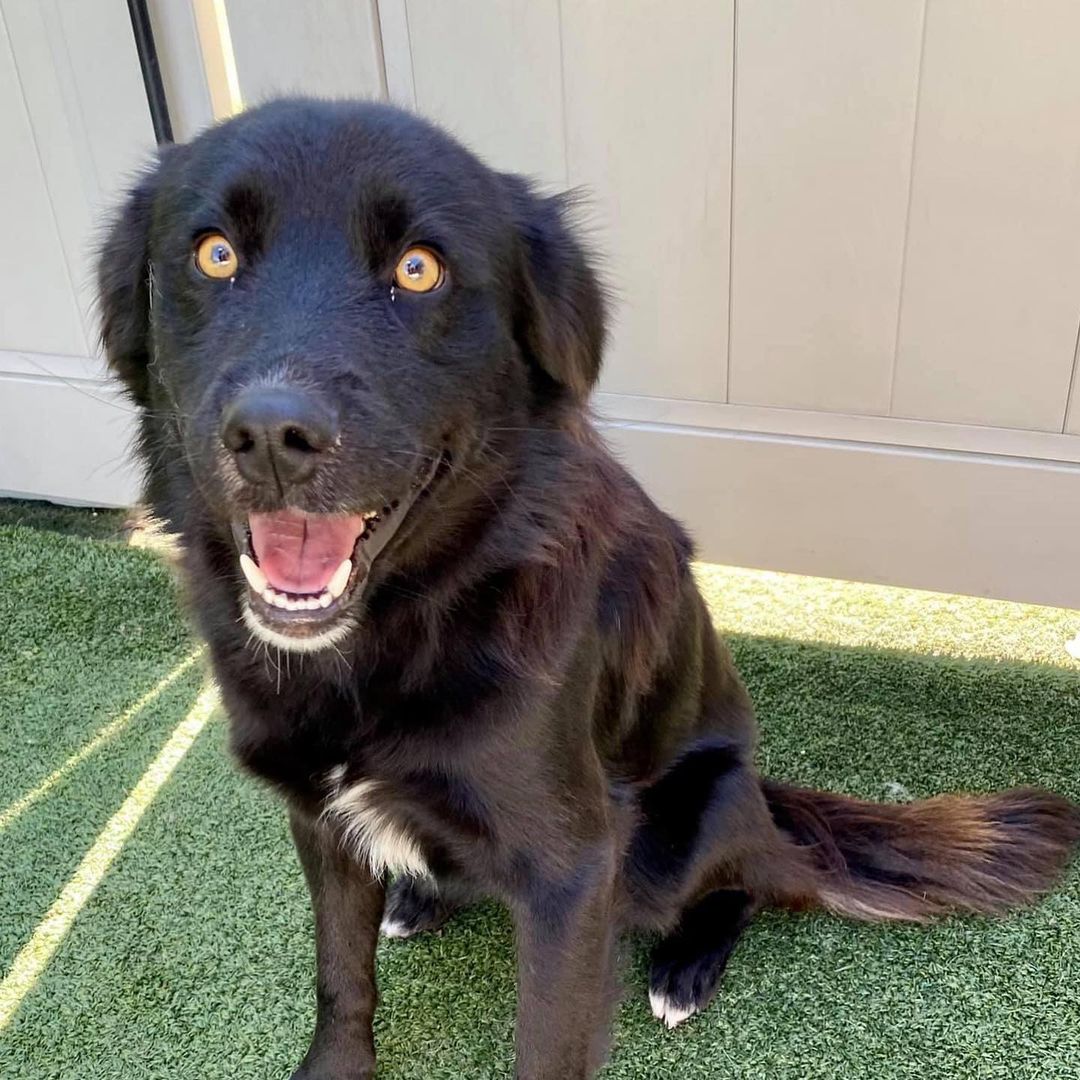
504 175 607 401
97 155 170 407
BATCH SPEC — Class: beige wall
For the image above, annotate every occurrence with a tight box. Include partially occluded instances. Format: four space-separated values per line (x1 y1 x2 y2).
0 0 154 505
3 1 1079 607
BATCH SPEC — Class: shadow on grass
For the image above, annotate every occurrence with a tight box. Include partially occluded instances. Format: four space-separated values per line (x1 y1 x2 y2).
1 635 1078 1079
0 499 129 542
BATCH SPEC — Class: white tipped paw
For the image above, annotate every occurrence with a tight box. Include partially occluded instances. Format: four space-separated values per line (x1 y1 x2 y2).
649 989 698 1030
379 916 417 939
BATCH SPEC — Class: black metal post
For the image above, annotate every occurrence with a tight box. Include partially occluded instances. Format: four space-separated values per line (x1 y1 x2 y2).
127 0 174 144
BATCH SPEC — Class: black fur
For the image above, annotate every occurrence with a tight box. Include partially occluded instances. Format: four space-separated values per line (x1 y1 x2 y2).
98 99 1080 1080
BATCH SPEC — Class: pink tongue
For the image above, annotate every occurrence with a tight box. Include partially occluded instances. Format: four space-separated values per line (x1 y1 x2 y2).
249 510 364 595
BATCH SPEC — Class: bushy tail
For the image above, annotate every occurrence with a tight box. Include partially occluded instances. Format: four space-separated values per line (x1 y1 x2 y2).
763 780 1080 922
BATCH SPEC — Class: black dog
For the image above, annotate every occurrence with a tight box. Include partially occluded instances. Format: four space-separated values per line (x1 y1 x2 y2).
99 99 1080 1079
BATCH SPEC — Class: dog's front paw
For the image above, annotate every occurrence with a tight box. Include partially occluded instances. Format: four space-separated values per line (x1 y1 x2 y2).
381 873 456 939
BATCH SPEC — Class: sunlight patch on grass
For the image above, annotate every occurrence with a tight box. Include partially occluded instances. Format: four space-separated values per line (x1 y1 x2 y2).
0 648 205 833
695 562 1080 668
0 684 219 1034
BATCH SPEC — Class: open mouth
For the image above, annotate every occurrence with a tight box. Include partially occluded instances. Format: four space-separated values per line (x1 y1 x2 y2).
233 454 445 645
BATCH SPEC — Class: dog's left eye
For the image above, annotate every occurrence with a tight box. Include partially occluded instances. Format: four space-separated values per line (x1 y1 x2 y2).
194 233 239 279
393 247 444 294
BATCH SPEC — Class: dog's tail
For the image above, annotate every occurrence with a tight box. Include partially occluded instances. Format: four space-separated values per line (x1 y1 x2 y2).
762 780 1080 922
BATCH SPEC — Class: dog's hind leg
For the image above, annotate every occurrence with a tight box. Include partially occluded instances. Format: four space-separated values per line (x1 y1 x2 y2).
381 872 474 939
648 888 758 1029
623 736 789 1028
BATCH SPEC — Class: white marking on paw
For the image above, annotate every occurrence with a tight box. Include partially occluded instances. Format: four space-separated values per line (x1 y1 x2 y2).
649 989 698 1030
379 916 416 939
322 779 429 879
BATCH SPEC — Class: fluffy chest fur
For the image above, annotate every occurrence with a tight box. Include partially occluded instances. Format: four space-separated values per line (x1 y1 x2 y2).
321 766 430 879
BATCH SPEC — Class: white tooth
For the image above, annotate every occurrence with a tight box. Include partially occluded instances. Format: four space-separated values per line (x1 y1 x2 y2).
285 597 300 612
262 588 276 604
326 559 352 600
319 592 333 608
240 553 268 593
303 597 319 610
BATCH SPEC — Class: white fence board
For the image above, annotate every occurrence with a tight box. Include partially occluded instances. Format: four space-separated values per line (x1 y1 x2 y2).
562 1 734 401
604 420 1080 610
404 0 565 189
728 0 924 415
0 8 89 358
891 0 1080 431
0 368 138 505
225 0 384 103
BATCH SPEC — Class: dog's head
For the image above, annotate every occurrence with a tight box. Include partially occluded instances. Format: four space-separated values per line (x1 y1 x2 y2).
99 99 605 653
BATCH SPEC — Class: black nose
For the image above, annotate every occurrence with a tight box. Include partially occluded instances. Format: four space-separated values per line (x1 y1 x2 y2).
221 386 339 487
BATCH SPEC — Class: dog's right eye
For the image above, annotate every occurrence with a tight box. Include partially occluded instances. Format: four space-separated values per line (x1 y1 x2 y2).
393 247 444 294
194 234 239 279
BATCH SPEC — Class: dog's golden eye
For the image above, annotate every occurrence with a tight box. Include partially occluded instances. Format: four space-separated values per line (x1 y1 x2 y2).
393 246 444 293
195 234 238 279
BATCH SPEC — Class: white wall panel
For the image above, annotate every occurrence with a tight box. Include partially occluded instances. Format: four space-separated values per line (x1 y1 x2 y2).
226 0 384 104
604 420 1080 610
561 1 734 401
404 0 565 189
891 0 1080 431
728 0 924 414
0 369 138 505
0 1 152 505
2 0 155 360
0 9 89 358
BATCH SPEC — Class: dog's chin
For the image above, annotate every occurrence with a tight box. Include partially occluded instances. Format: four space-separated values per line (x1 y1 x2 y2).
233 454 445 654
240 601 359 654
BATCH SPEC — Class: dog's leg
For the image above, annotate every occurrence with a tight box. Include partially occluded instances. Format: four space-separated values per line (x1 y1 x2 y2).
289 810 384 1080
648 888 757 1029
512 845 618 1080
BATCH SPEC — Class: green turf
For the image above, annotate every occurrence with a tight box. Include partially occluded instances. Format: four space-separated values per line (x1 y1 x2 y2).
0 499 128 542
1 501 1078 1079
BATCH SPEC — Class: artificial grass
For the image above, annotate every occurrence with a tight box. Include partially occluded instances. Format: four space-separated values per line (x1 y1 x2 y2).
0 499 128 542
1 501 1078 1079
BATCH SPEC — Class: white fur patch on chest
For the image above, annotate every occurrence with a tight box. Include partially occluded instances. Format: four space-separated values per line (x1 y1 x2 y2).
322 770 429 879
